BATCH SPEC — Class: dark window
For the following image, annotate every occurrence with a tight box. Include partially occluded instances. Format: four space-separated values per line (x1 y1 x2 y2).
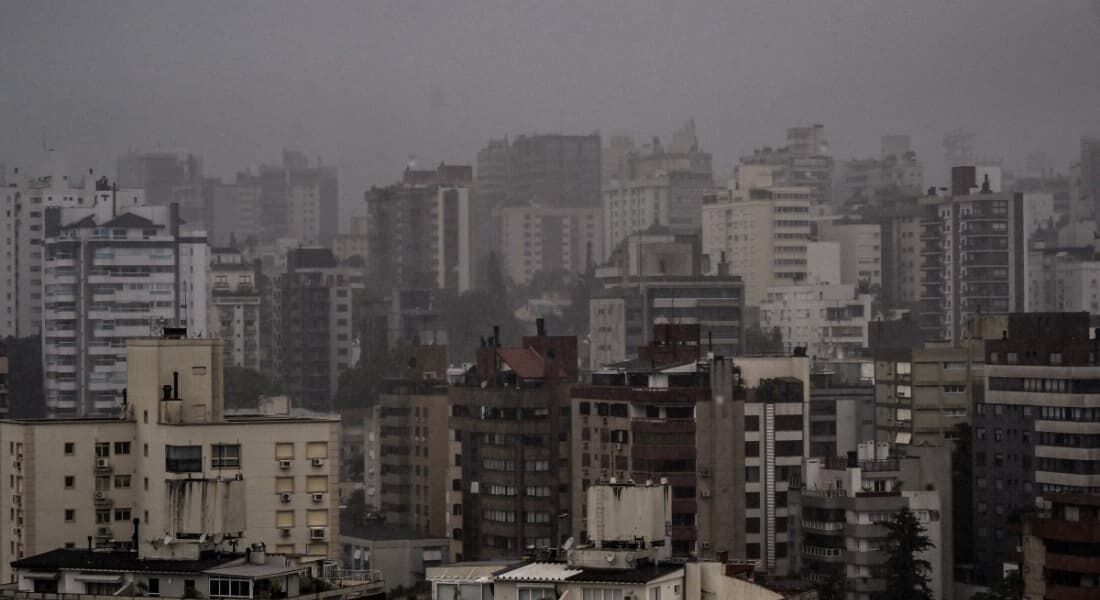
113 442 131 455
609 403 628 418
746 493 760 509
165 445 202 473
775 492 787 507
744 415 760 431
775 415 803 431
745 518 760 533
747 543 760 559
745 442 760 457
211 444 241 468
579 402 591 415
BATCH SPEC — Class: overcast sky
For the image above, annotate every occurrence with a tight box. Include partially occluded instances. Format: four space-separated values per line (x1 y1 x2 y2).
2 0 1098 218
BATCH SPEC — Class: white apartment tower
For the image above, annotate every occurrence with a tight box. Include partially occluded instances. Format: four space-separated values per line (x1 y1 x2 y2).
207 247 262 371
42 202 207 417
1 152 145 338
702 171 812 306
495 204 601 285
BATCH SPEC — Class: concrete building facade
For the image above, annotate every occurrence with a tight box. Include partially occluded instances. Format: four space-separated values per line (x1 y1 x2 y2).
42 202 207 417
207 247 262 371
495 204 600 285
758 284 873 360
0 335 341 584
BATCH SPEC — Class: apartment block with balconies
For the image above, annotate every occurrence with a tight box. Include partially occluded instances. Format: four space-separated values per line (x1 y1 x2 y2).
0 333 341 584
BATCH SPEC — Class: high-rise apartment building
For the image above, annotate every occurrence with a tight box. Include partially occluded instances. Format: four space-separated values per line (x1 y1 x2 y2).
792 442 951 600
365 165 473 293
873 342 983 448
0 342 8 418
758 284 873 359
227 151 338 246
0 334 341 583
807 361 876 459
816 220 883 290
507 134 602 207
602 123 715 259
117 150 211 229
1 154 146 338
701 180 812 306
41 202 207 418
495 204 600 284
589 231 743 369
740 125 833 206
448 331 577 561
275 248 363 411
362 346 450 537
1078 136 1100 222
836 135 924 208
570 352 808 576
917 167 1030 343
207 247 263 371
968 312 1100 585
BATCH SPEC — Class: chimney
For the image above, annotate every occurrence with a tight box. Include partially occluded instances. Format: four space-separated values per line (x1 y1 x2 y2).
493 325 501 347
536 318 546 337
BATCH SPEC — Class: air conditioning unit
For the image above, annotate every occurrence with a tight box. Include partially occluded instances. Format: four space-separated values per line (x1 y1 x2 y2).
700 489 711 498
701 541 711 550
310 527 327 540
312 493 324 503
280 528 291 538
311 458 325 467
279 460 292 470
280 492 292 503
96 458 110 468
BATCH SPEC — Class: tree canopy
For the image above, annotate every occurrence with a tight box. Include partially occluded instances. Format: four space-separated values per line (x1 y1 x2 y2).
877 506 935 600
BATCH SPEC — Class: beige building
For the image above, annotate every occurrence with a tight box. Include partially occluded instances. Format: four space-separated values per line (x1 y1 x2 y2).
495 203 601 284
0 334 341 583
701 176 812 306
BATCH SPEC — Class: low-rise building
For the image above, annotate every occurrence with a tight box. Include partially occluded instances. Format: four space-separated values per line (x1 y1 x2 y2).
6 545 384 600
339 516 449 595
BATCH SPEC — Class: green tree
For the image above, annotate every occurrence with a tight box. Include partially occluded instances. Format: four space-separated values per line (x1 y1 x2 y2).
333 340 415 409
971 570 1022 600
223 366 283 409
877 506 934 600
342 489 369 526
814 567 847 600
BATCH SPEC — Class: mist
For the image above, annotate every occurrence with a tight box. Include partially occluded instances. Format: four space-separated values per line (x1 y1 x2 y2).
2 0 1098 223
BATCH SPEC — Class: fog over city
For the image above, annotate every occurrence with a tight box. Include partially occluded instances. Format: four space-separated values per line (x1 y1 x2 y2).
4 2 1100 600
2 0 1099 219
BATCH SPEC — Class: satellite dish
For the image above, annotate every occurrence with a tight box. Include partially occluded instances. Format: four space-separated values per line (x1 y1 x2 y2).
562 537 574 552
605 553 615 563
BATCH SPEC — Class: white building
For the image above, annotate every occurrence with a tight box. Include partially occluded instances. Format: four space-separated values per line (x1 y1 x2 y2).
1027 252 1100 313
1 152 145 338
816 220 883 290
701 179 812 306
208 247 262 371
758 284 874 359
602 171 716 259
42 202 207 417
496 204 600 285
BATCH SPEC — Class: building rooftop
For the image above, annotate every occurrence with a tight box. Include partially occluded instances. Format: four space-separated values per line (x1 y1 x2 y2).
493 561 684 585
339 516 447 542
11 549 238 574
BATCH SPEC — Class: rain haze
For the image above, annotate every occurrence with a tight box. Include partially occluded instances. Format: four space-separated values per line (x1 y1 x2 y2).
2 0 1099 221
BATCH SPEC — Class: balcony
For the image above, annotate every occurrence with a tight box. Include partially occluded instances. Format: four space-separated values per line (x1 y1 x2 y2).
93 492 114 509
802 545 844 561
802 520 844 534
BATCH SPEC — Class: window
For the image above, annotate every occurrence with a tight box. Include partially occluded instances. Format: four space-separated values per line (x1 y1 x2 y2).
114 442 131 455
209 579 250 598
212 444 241 468
165 445 202 473
64 476 75 488
95 442 110 458
147 579 160 597
64 442 75 455
114 475 132 488
96 510 111 524
580 590 623 600
114 508 131 521
65 509 75 522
